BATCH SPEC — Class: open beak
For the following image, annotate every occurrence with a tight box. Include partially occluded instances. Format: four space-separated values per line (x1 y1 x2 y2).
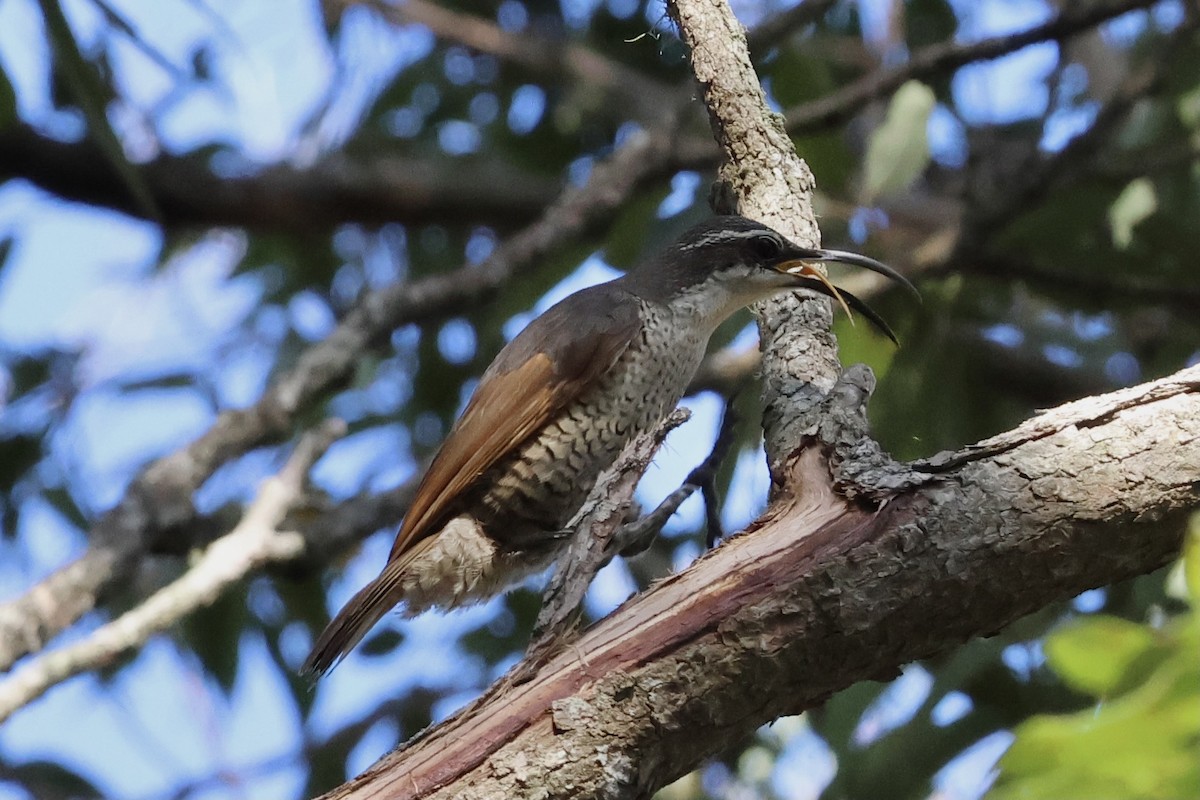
775 247 918 345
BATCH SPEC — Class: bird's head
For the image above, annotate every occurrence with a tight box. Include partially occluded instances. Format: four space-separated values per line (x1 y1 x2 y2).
626 216 918 342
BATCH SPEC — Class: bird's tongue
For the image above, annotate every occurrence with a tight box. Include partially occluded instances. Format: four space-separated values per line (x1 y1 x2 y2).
783 262 855 325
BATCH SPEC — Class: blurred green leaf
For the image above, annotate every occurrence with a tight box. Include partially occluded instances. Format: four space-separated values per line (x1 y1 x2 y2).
1175 83 1200 129
1167 511 1200 604
602 188 666 270
238 231 336 294
796 132 855 193
990 659 1200 800
832 310 899 381
861 81 935 204
905 0 958 52
1109 177 1157 250
41 487 89 532
770 49 837 108
1043 616 1164 697
990 542 1200 800
0 236 15 279
180 582 252 694
811 679 885 753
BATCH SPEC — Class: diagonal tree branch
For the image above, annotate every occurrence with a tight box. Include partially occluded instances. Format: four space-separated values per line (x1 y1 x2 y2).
781 0 1159 132
0 421 345 723
316 365 1200 800
350 0 679 127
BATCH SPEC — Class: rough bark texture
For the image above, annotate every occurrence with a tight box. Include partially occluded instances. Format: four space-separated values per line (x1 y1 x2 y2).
665 0 844 480
320 365 1199 800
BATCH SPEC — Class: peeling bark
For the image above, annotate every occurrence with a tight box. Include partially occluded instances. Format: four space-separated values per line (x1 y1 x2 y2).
321 365 1200 800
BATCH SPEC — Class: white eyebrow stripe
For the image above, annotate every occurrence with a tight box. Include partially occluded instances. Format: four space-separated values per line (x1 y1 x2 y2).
678 227 779 251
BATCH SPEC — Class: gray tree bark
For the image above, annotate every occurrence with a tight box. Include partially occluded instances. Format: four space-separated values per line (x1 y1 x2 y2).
321 366 1199 800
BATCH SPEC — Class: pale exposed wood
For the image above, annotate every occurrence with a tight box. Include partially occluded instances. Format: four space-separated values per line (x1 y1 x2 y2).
322 365 1200 800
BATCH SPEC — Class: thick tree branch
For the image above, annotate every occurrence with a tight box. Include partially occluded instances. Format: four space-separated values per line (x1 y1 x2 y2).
668 0 843 484
0 124 558 232
321 364 1199 800
0 128 675 672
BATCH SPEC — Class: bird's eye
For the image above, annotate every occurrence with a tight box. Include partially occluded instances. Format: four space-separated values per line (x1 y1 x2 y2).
749 233 784 262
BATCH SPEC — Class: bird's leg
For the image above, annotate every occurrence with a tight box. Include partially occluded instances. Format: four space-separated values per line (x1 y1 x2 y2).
613 500 666 557
511 397 739 683
615 395 742 557
695 398 740 547
503 526 573 551
700 474 725 549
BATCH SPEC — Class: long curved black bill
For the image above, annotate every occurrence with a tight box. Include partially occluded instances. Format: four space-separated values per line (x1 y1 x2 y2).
776 247 917 345
802 247 921 300
778 262 902 344
791 274 900 344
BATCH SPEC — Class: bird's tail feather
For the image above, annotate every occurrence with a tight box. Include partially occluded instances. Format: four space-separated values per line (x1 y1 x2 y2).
301 557 410 677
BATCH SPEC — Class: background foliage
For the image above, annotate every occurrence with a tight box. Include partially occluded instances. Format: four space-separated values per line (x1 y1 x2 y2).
0 1 1197 798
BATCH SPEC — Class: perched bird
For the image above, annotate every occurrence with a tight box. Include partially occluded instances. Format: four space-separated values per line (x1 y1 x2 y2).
303 215 916 675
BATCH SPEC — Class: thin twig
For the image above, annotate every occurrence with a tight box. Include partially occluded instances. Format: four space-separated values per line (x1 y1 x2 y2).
351 0 677 125
782 0 1158 132
747 0 839 54
0 420 346 723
